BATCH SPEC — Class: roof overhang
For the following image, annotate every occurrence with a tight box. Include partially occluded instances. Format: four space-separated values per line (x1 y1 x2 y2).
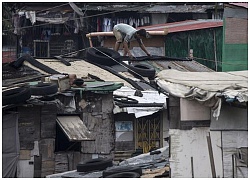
57 116 94 141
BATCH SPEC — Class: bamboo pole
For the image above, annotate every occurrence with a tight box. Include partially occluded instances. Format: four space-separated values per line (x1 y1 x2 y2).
86 30 168 38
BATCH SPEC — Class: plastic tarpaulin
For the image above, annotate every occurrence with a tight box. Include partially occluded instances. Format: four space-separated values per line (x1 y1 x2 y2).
155 69 248 119
2 113 20 178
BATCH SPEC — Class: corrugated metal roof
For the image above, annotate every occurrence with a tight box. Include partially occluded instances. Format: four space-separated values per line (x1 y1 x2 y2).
144 5 215 13
139 20 223 33
146 60 214 73
84 4 216 13
228 3 248 9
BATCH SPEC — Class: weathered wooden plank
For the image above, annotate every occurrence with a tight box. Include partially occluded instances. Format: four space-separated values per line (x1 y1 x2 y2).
39 139 55 161
19 150 31 160
18 106 41 149
55 153 68 173
81 113 115 154
40 104 57 138
41 160 55 178
57 116 94 141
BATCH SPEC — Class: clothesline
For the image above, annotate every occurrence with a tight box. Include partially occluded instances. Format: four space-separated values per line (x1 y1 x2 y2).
96 16 150 32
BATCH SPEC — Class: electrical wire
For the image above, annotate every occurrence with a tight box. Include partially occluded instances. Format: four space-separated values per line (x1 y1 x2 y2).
2 3 151 32
2 3 70 22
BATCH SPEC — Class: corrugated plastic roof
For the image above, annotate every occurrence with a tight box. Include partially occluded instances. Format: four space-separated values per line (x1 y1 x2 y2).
138 19 223 33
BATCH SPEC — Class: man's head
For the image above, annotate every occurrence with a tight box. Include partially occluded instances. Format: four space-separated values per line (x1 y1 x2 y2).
136 29 150 38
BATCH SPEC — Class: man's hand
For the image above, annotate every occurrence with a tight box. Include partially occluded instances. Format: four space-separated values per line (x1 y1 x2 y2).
147 53 151 57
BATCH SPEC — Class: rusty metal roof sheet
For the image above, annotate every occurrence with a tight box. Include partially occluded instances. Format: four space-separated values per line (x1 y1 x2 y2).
139 19 223 33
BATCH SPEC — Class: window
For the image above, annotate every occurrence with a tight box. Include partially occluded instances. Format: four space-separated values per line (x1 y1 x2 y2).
115 121 133 142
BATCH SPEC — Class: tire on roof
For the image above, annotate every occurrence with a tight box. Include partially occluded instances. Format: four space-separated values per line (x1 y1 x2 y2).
114 95 138 104
102 166 142 177
3 87 31 106
85 47 120 66
77 158 113 172
30 82 58 96
103 171 141 178
128 63 156 78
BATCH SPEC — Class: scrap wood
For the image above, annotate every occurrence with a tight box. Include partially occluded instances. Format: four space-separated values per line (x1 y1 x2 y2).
141 166 169 178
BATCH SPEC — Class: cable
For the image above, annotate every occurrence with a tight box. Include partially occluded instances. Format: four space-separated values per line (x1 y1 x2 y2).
2 3 151 32
2 3 70 22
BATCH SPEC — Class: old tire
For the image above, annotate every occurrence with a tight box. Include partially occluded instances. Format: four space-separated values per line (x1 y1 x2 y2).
30 82 58 96
85 47 120 66
77 158 113 172
128 63 156 78
3 87 31 105
104 172 140 178
103 166 142 177
114 95 138 104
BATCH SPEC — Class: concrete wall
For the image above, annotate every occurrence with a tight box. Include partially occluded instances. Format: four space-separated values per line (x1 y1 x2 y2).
169 128 223 178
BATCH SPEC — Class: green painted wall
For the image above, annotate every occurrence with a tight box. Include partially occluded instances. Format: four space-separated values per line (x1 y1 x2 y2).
222 44 248 71
222 18 248 72
165 28 223 71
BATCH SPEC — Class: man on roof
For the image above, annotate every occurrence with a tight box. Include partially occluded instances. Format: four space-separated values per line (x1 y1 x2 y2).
113 23 151 59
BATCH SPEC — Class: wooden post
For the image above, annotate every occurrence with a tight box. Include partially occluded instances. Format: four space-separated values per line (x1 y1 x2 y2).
191 156 194 178
232 154 235 178
207 132 216 178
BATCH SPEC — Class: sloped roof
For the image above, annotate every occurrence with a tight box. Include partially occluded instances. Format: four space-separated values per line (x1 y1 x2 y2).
138 19 223 33
145 59 214 73
228 3 248 9
23 58 133 88
144 4 216 13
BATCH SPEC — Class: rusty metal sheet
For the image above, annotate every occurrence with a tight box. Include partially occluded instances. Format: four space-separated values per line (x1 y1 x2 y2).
56 116 94 141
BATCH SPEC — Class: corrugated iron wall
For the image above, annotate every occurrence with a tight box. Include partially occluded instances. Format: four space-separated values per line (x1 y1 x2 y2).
165 28 223 71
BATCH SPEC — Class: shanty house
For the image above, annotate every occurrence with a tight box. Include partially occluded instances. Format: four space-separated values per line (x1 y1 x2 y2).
155 69 248 178
3 2 222 63
2 56 125 177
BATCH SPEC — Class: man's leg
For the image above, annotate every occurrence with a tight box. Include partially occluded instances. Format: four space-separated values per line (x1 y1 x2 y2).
113 29 123 51
114 42 121 51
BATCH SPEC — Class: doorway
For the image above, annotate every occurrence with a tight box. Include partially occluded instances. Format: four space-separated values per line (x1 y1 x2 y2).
136 112 162 153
